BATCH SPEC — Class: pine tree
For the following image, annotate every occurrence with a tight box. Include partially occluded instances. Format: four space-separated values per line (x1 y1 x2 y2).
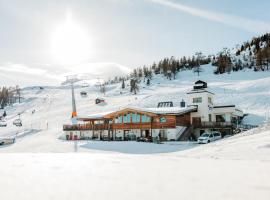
121 79 125 89
130 79 139 94
256 49 264 71
146 79 150 86
100 84 106 95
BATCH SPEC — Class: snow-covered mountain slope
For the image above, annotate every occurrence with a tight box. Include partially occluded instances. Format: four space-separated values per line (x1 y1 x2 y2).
177 124 270 161
0 62 131 87
0 64 270 152
1 64 270 200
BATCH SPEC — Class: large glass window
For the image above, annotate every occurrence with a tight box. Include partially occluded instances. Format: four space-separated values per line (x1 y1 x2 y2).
123 113 131 123
193 97 202 103
132 113 141 123
115 116 123 124
142 115 151 122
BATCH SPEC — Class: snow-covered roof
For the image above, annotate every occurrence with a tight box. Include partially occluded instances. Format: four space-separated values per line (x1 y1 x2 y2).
78 106 197 121
127 106 197 115
78 111 115 120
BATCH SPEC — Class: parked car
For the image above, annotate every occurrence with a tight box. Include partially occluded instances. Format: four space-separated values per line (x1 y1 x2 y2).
233 128 241 134
212 131 222 140
197 131 222 144
0 138 16 145
13 119 22 126
0 120 7 127
136 137 152 142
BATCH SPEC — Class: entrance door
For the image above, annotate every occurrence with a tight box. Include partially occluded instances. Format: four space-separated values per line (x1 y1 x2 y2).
70 132 73 140
145 130 150 138
124 130 130 141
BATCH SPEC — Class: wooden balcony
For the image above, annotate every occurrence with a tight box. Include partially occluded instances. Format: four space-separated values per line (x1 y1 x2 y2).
63 124 112 131
193 122 233 128
63 122 176 131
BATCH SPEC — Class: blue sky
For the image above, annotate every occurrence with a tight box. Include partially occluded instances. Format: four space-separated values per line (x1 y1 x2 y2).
0 0 270 85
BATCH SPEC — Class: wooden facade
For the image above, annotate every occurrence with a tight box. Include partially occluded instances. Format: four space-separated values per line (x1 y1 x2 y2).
63 108 194 132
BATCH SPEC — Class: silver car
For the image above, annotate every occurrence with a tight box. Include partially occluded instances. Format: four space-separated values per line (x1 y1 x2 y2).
198 131 222 144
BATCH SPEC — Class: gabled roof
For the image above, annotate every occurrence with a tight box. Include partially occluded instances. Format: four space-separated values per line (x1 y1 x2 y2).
78 106 198 121
133 106 197 115
195 80 207 84
77 111 114 121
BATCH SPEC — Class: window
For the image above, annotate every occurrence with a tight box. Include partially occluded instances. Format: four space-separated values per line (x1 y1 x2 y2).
193 97 202 103
208 97 212 104
142 115 151 122
123 113 131 123
132 113 140 123
115 116 122 124
94 120 104 124
216 115 225 122
159 117 167 123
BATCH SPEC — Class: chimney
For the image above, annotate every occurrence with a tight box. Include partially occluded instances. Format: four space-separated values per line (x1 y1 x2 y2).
180 99 186 108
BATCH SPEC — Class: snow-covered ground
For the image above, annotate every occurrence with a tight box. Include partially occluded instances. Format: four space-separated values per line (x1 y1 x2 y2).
0 126 270 200
0 65 270 199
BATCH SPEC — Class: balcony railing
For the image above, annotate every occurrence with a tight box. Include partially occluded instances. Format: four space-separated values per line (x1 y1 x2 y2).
193 122 233 128
63 122 176 131
63 124 112 131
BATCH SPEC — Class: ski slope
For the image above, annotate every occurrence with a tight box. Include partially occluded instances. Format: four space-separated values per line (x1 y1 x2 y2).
0 64 270 152
0 64 270 200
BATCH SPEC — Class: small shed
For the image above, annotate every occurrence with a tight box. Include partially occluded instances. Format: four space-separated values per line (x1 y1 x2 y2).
80 91 87 97
193 80 207 90
95 97 105 104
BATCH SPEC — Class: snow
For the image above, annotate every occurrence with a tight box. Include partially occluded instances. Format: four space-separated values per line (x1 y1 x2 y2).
80 141 197 154
1 64 270 152
79 110 115 119
0 127 270 200
0 64 270 199
129 106 197 114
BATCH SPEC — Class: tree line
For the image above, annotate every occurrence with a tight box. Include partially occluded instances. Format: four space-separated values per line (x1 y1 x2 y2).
0 85 21 109
105 32 270 94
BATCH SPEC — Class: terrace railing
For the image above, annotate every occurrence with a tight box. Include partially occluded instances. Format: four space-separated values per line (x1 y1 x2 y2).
63 121 176 131
63 124 112 131
193 122 233 128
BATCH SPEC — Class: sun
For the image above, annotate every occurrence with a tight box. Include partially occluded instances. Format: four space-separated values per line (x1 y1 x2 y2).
50 14 91 65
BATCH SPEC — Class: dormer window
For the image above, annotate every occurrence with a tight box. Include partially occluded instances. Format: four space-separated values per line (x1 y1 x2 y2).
193 97 202 103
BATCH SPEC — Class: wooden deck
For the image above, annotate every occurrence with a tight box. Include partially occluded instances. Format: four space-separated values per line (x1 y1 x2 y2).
63 121 177 131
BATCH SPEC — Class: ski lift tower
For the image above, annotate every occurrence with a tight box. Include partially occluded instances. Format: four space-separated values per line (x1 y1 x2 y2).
65 75 80 125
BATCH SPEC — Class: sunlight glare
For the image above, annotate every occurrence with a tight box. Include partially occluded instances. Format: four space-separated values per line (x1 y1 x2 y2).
50 13 91 65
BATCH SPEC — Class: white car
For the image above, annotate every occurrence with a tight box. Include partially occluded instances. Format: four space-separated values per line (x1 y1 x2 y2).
198 131 222 144
0 120 7 127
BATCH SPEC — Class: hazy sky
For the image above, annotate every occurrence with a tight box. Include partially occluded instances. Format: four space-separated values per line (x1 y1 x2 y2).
0 0 270 85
